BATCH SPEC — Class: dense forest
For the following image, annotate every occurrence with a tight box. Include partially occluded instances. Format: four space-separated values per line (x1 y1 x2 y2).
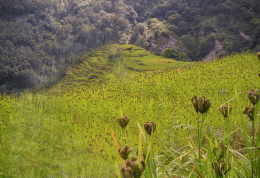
0 0 260 93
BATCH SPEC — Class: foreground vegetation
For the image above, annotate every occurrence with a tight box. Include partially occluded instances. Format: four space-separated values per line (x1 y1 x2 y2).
0 51 259 177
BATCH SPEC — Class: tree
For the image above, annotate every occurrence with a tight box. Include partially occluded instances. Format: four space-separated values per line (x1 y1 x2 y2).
167 13 182 24
163 48 188 61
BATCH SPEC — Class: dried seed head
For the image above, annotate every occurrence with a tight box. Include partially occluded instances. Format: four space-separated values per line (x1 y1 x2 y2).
125 167 133 177
243 106 255 121
144 122 156 135
258 73 260 78
219 105 232 118
121 156 145 177
119 166 125 175
130 160 139 174
125 160 131 168
247 90 260 105
191 95 211 114
116 115 130 129
118 145 132 160
130 160 145 176
257 52 260 61
119 166 133 178
191 96 199 113
131 156 137 162
198 96 211 114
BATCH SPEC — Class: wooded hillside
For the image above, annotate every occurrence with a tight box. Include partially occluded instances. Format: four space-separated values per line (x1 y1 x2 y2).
0 0 259 93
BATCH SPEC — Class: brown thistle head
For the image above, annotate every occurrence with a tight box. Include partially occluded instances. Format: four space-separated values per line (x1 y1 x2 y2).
191 95 211 114
129 156 145 176
131 156 137 162
120 156 145 178
118 145 132 160
116 115 130 129
191 96 199 113
247 90 260 105
125 160 131 168
144 122 156 135
257 52 260 61
243 105 255 121
219 105 232 118
119 166 133 178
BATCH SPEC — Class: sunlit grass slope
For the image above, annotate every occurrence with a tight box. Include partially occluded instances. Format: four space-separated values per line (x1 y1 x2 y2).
0 52 259 177
120 44 193 71
60 44 194 88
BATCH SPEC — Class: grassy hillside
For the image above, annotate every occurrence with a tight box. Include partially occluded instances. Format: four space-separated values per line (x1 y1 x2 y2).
0 51 259 177
59 44 193 88
1 0 259 93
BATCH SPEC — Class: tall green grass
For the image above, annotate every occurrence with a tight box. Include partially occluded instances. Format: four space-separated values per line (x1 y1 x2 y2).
0 52 259 177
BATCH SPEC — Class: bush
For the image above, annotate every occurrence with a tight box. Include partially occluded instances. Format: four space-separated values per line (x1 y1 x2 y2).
163 48 188 61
